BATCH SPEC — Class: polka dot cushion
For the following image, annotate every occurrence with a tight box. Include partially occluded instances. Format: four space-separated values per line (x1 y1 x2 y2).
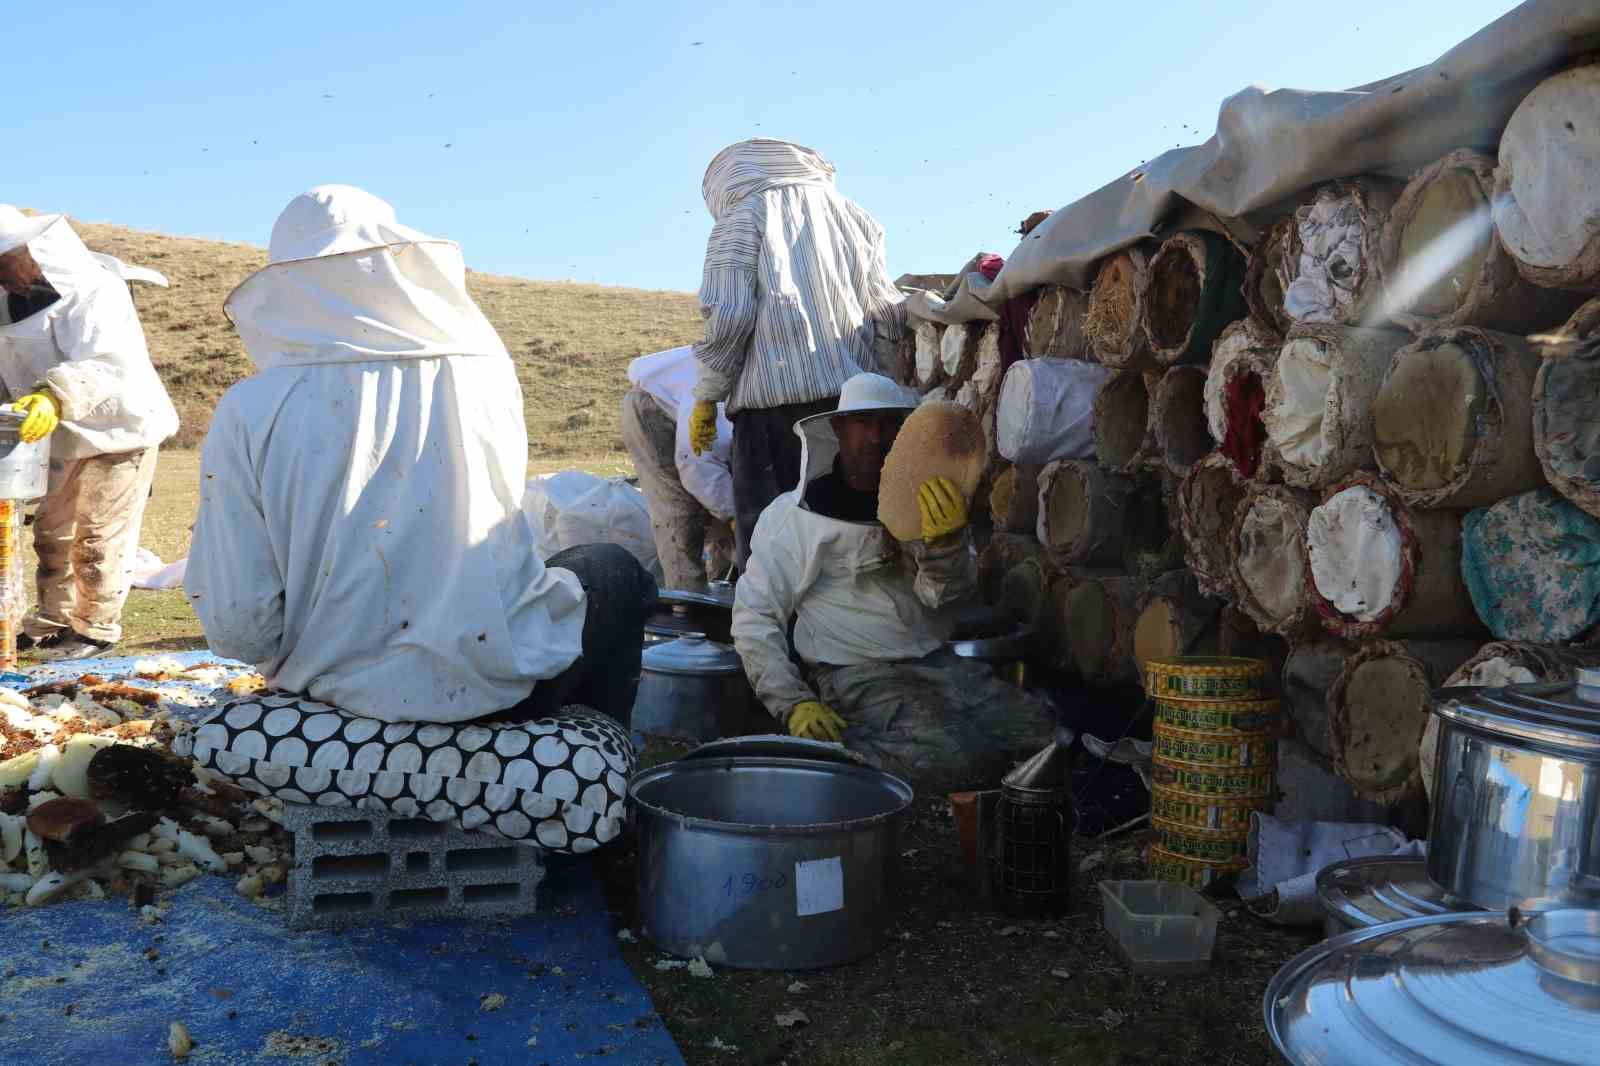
172 694 636 854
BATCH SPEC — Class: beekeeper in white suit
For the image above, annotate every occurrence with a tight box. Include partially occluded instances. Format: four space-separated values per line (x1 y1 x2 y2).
0 207 179 660
187 185 656 725
621 346 735 589
686 138 907 571
732 372 1054 790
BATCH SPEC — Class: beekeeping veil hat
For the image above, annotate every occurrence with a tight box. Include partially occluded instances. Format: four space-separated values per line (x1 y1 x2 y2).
793 373 917 491
0 205 59 259
224 184 507 372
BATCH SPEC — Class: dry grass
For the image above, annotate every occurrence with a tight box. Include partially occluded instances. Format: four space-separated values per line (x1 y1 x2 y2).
71 219 705 464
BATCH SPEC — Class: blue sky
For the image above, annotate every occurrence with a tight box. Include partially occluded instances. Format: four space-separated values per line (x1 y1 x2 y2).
14 0 1521 292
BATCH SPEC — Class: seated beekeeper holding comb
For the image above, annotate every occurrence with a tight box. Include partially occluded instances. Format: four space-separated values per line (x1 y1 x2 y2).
731 372 1054 790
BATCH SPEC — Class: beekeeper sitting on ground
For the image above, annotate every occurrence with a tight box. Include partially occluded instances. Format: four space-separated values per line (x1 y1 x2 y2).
187 186 656 728
732 373 1054 790
181 187 651 854
0 207 179 661
687 138 907 570
621 346 735 590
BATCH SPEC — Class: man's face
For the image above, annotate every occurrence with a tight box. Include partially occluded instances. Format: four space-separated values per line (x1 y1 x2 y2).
0 247 42 296
832 410 906 491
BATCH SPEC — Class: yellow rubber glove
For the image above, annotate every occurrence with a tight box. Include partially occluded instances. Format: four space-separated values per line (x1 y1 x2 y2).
13 391 60 443
688 400 718 456
918 476 968 542
788 700 847 743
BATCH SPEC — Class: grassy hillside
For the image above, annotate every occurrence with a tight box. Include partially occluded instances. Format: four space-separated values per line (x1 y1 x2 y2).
70 220 704 469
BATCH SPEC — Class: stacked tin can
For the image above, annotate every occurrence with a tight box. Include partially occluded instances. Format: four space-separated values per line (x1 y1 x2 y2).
1145 655 1277 889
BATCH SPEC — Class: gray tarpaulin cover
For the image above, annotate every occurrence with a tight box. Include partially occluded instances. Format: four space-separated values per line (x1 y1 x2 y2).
919 0 1600 321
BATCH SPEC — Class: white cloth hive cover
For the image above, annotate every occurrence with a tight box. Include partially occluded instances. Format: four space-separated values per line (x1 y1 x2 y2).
913 322 941 382
1237 496 1307 622
1238 810 1422 926
1307 486 1405 621
996 358 1110 466
522 472 663 581
188 185 586 723
1283 188 1369 324
939 323 969 378
175 696 635 855
1264 337 1335 469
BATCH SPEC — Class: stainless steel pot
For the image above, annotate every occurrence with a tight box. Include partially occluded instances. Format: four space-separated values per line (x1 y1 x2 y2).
1266 907 1600 1064
1427 670 1600 911
631 634 751 743
1315 855 1478 939
629 740 913 970
0 409 49 500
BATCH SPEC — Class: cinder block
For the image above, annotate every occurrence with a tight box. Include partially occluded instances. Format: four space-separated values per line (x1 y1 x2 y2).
283 804 545 930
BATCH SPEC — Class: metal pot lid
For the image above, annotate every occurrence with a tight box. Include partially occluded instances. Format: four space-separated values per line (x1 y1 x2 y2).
1316 856 1477 928
641 634 744 676
1267 909 1600 1064
1433 671 1600 754
681 734 868 767
658 583 735 610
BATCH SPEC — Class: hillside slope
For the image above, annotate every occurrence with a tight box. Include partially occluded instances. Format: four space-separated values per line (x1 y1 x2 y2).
70 220 704 467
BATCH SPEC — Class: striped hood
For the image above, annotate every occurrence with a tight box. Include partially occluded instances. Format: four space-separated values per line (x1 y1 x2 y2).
701 139 837 220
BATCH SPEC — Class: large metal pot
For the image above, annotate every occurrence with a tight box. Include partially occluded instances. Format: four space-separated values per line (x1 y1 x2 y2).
1316 855 1477 939
631 634 751 743
0 409 49 500
629 739 913 970
1427 670 1600 911
1266 907 1600 1064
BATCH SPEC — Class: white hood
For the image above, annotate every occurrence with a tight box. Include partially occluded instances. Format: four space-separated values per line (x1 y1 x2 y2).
187 186 585 723
224 185 507 371
0 209 178 459
701 138 838 221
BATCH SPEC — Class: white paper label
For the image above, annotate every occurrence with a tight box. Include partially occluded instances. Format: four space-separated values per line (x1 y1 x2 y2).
794 856 844 917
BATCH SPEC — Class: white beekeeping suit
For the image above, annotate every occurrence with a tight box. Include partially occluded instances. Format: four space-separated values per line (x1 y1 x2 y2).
622 346 734 588
186 185 586 723
0 207 179 656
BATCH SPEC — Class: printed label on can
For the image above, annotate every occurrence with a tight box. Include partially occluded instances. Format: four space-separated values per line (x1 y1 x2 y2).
1150 791 1261 831
1154 699 1280 735
1153 730 1275 768
1153 819 1250 863
1150 760 1274 797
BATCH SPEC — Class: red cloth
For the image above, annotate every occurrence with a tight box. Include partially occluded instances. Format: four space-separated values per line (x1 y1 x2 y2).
998 291 1039 375
1221 373 1267 478
976 254 1004 280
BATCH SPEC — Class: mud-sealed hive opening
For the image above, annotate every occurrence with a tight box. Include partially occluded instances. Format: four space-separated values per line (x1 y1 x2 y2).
1234 494 1308 630
1393 166 1494 318
1148 247 1202 352
1042 464 1090 553
1181 457 1248 596
1373 341 1486 493
1156 367 1213 472
1245 223 1291 334
1065 581 1116 676
1334 652 1431 799
1094 372 1149 470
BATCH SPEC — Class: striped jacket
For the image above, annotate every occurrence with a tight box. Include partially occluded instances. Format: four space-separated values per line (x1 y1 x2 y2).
691 139 906 414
